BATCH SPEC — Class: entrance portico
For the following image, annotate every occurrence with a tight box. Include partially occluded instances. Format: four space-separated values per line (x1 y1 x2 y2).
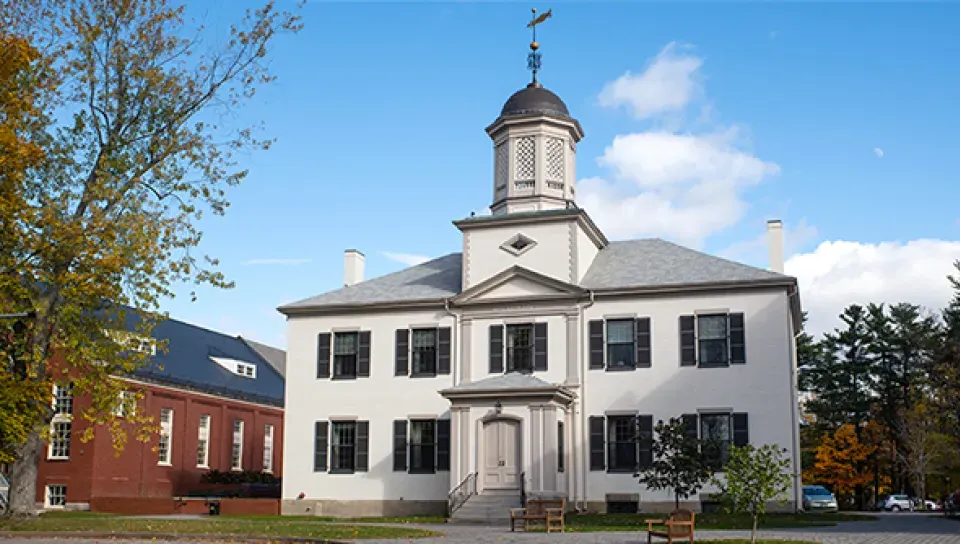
440 373 577 500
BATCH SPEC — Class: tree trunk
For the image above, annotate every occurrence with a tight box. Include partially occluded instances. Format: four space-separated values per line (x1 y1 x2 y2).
751 513 759 544
674 492 680 510
5 431 44 518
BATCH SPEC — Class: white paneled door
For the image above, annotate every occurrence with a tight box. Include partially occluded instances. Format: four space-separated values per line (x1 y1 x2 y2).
482 419 520 490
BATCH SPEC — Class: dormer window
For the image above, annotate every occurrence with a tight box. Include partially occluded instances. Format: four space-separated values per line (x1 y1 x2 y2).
236 362 256 378
210 356 258 379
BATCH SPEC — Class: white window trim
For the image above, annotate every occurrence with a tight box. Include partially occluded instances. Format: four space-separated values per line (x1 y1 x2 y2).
263 424 274 473
158 408 173 466
113 391 136 418
231 420 244 471
45 484 67 508
197 415 211 469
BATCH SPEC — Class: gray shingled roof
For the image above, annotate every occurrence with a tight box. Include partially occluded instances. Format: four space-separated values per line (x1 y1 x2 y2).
442 373 560 392
280 253 462 309
240 337 287 377
281 239 786 310
580 239 786 289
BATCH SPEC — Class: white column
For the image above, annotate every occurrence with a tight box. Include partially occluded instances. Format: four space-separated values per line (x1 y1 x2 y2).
450 406 462 487
460 319 473 384
529 405 542 493
543 406 558 493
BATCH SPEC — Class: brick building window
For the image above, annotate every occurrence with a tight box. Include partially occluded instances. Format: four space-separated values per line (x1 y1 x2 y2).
197 415 211 468
231 420 244 470
263 424 275 473
157 408 173 465
48 383 73 460
45 484 67 507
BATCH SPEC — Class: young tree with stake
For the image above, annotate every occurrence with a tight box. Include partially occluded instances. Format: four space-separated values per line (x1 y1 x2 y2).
712 444 793 544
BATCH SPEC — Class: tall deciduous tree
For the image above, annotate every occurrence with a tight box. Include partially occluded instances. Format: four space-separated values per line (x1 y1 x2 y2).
712 444 793 544
636 417 712 509
0 0 301 516
810 423 876 506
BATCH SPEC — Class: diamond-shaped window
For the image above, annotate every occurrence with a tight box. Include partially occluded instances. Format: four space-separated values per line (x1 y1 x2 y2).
500 233 537 256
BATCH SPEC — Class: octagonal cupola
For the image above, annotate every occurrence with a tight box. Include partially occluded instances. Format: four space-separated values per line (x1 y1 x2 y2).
485 10 584 216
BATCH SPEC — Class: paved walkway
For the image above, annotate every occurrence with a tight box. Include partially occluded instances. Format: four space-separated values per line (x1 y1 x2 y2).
360 512 960 544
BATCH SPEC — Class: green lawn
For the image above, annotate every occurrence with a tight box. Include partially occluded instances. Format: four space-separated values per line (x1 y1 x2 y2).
0 514 439 540
226 513 447 525
566 512 874 532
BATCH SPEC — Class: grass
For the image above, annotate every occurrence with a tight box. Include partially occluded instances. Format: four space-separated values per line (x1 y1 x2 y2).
0 513 439 540
565 512 875 532
226 514 447 525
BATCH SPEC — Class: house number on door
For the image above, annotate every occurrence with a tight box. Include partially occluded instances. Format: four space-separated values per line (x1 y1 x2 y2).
498 460 506 466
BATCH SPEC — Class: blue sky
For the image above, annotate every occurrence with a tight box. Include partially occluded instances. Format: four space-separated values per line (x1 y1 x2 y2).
163 1 960 345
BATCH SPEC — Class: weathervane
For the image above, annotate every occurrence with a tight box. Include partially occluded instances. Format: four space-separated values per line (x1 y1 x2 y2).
526 8 552 87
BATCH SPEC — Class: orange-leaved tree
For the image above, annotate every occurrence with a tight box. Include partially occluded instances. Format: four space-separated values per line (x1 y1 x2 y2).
810 423 877 507
0 0 302 517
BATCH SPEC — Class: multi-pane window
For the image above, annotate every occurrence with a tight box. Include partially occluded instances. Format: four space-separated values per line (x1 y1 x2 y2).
157 408 173 465
411 329 438 375
113 391 135 417
197 415 211 468
409 420 436 473
333 332 358 379
607 416 638 472
698 315 729 367
263 424 274 473
49 421 71 459
46 484 67 507
700 413 733 467
231 419 244 470
506 324 533 373
53 383 73 416
605 320 635 369
331 422 357 473
49 383 73 460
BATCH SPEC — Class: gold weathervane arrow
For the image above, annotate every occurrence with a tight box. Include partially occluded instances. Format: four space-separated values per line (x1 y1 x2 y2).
527 8 552 28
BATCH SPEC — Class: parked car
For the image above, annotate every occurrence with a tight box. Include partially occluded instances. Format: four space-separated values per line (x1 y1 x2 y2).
802 485 839 513
880 494 914 512
924 499 941 511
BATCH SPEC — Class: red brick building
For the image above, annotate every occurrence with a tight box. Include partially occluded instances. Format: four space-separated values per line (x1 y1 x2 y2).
35 316 285 510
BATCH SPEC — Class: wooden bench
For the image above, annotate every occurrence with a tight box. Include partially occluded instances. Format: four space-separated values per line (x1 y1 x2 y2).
510 497 565 533
646 508 695 543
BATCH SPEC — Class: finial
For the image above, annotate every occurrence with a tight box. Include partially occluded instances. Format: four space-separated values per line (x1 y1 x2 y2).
526 8 552 87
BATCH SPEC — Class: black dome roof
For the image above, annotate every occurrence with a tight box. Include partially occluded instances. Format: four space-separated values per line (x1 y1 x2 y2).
500 84 570 118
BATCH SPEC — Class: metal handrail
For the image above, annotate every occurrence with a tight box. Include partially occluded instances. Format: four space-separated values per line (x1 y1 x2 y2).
447 472 477 516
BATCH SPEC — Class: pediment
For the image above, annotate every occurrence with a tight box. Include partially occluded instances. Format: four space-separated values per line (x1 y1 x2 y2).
453 265 584 305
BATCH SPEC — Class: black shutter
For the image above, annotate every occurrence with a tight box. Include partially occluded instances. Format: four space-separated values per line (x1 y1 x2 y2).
437 419 451 471
393 420 407 471
313 421 328 472
682 414 699 442
679 316 696 366
533 322 548 372
733 413 749 447
489 324 504 373
558 421 565 473
589 320 605 369
357 331 371 377
356 421 369 472
729 313 746 365
395 329 409 376
635 318 652 368
438 327 452 375
589 416 605 471
317 333 331 379
638 415 654 469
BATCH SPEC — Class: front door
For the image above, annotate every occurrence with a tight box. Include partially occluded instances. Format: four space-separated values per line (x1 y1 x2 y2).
483 420 520 490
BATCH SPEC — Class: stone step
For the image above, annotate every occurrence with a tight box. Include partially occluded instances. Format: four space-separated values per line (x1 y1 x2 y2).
450 493 521 524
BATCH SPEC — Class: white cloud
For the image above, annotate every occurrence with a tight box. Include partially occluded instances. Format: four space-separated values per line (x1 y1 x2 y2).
597 42 703 120
582 44 780 247
786 239 960 336
579 130 780 247
382 251 431 267
874 147 884 158
242 258 311 266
